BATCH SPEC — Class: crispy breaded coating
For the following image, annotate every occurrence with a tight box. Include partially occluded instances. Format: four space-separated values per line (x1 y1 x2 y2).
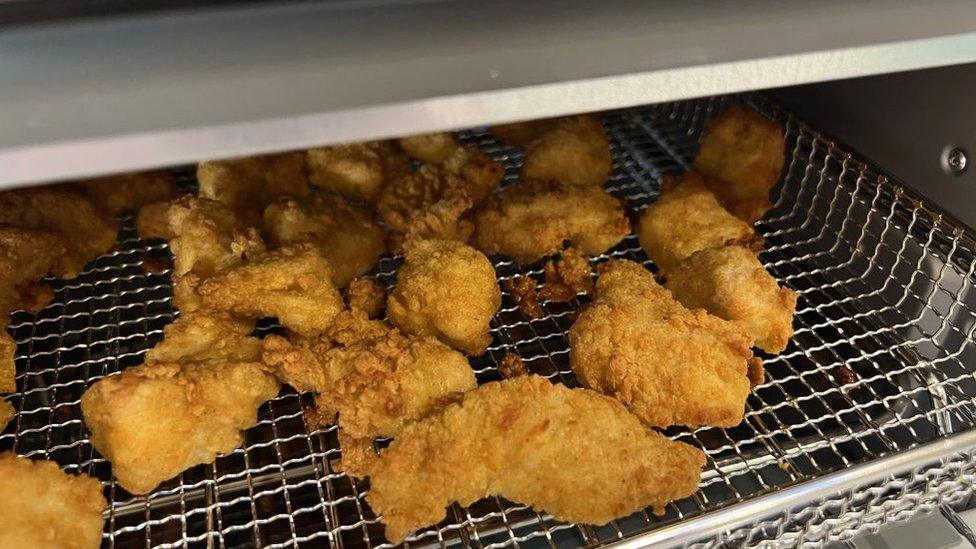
569 260 756 428
0 453 106 549
441 146 505 204
637 172 756 274
666 245 797 353
388 239 500 356
364 375 705 543
378 165 475 244
539 247 594 302
67 170 176 216
473 179 630 264
262 310 476 439
0 188 118 278
196 244 343 337
0 399 13 430
0 226 66 315
306 141 411 202
693 105 786 223
81 359 279 494
346 277 386 319
498 352 527 379
520 115 612 187
144 311 260 364
263 193 385 287
504 275 544 318
198 153 310 227
490 119 555 146
397 132 460 163
0 328 13 395
135 196 266 277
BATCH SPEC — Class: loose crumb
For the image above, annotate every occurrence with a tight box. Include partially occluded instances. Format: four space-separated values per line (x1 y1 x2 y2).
140 256 171 275
499 353 528 379
832 365 856 385
17 281 54 314
347 277 386 319
748 358 765 386
505 275 544 318
539 247 594 302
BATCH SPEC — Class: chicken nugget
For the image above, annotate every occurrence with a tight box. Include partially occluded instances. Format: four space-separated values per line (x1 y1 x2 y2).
378 165 475 245
489 118 556 146
666 245 797 354
198 152 309 227
306 141 411 202
570 260 757 428
637 172 756 274
81 359 279 494
262 310 476 439
693 105 786 223
0 453 106 549
520 115 612 187
441 146 505 204
0 188 118 279
0 327 13 395
144 311 260 364
196 244 343 337
363 375 705 543
388 239 500 356
346 277 386 319
67 170 176 217
397 132 460 163
0 226 67 315
263 192 385 287
473 179 630 264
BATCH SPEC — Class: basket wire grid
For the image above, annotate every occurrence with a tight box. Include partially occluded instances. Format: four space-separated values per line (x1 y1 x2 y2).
3 94 976 548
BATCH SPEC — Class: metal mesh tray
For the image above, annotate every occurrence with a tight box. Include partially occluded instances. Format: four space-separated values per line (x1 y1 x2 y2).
4 94 976 548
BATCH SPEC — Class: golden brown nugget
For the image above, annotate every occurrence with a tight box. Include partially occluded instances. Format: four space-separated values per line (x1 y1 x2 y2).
262 310 475 440
346 277 386 319
67 170 176 216
569 260 757 428
693 105 786 223
364 375 705 543
388 239 500 356
0 226 66 314
378 165 476 245
397 132 460 163
520 115 612 187
196 244 343 337
489 118 555 146
82 359 279 495
0 399 13 431
0 188 118 279
637 172 756 274
263 193 385 288
198 153 309 227
666 245 797 354
440 146 505 204
0 453 106 549
144 311 260 364
473 179 630 264
306 141 411 202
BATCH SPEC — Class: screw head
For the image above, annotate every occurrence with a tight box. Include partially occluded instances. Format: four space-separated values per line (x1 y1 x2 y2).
944 147 968 175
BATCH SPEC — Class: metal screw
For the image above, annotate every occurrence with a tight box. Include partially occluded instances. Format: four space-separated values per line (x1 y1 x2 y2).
944 147 968 175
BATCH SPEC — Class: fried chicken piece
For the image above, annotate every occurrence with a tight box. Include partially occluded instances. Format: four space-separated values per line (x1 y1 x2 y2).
473 179 630 264
539 247 594 302
666 245 797 354
637 172 756 274
262 310 476 439
144 311 260 364
364 375 705 543
520 115 612 187
81 358 279 494
135 196 266 278
441 146 505 204
0 453 106 549
490 119 555 146
397 132 460 163
306 141 411 202
504 275 543 318
0 327 13 395
0 226 66 314
378 165 475 245
693 105 786 223
388 239 500 356
346 277 386 319
196 244 343 337
262 192 385 287
569 260 757 428
198 152 310 227
0 188 118 278
0 399 13 431
67 170 176 217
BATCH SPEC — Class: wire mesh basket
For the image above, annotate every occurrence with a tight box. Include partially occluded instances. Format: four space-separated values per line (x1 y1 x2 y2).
3 93 976 548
